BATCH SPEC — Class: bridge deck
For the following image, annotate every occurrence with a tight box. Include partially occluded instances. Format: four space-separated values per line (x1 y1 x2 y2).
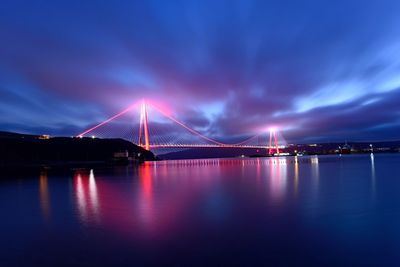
149 144 286 149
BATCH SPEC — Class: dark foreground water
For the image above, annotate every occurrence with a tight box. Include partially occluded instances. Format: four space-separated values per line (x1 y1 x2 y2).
1 154 400 266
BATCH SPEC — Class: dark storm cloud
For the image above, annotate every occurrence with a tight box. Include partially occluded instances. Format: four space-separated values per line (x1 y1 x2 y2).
1 0 400 141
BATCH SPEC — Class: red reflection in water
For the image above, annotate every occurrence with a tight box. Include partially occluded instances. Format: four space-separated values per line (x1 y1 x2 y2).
140 162 153 197
137 162 156 231
71 159 295 241
135 160 218 236
72 164 209 240
268 158 288 201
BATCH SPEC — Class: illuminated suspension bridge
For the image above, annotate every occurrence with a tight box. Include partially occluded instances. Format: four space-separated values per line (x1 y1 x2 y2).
77 101 286 155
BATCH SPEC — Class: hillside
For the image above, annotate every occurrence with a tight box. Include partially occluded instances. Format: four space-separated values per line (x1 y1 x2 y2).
0 132 156 166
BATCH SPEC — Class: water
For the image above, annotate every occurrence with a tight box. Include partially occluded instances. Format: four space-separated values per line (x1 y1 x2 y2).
1 154 400 266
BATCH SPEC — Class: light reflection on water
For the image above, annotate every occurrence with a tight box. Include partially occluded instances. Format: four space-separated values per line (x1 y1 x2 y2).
370 153 376 200
39 171 50 222
71 156 325 237
294 156 299 196
268 157 288 201
2 154 400 266
311 155 320 198
138 162 154 227
74 170 100 224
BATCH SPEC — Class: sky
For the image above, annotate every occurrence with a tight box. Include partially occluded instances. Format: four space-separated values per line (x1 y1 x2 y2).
1 0 400 143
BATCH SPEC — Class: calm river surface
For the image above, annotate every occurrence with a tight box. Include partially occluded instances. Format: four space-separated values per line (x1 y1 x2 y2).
1 154 400 266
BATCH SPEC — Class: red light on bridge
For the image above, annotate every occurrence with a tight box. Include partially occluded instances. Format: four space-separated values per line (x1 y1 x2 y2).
76 100 287 153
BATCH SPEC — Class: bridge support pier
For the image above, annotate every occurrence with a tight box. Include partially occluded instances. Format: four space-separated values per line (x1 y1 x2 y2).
268 129 280 155
139 101 150 150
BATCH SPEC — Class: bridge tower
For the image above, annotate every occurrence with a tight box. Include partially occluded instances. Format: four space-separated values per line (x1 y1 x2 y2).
268 128 280 155
139 101 150 150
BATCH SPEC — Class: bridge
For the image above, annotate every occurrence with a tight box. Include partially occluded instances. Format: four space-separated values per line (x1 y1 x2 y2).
77 101 286 155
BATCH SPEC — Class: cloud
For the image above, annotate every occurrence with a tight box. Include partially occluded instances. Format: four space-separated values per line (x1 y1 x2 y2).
1 0 400 142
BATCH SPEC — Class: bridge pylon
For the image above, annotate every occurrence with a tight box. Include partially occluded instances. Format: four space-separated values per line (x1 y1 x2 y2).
268 128 280 155
139 101 150 150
